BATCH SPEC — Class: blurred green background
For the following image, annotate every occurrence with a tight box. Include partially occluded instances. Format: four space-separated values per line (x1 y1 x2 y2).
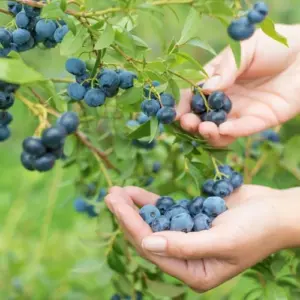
0 0 300 299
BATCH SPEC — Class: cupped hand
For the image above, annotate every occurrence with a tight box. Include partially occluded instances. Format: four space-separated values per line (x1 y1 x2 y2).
177 24 300 147
105 185 297 292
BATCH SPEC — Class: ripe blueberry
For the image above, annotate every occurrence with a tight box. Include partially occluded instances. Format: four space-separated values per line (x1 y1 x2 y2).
98 69 120 96
67 83 87 101
86 204 98 217
12 29 31 45
53 25 69 43
34 153 56 172
57 112 79 134
156 196 175 214
203 196 227 218
0 111 13 126
84 88 106 107
253 1 268 17
208 91 226 110
191 93 207 114
41 126 66 149
136 113 149 124
132 139 156 150
152 161 161 173
141 99 161 117
66 58 87 76
22 137 46 157
0 125 10 142
24 5 41 17
247 9 265 24
35 19 57 39
8 1 22 16
217 165 233 180
21 152 36 171
97 188 107 202
139 204 161 225
261 129 280 143
156 107 176 124
223 96 232 113
127 120 140 127
76 72 90 88
230 172 244 189
0 28 12 47
16 37 35 52
0 92 14 110
74 198 87 213
211 110 227 126
170 213 194 233
228 17 255 41
151 216 170 232
0 81 19 94
118 70 137 89
213 180 233 197
193 213 212 231
177 199 190 209
165 204 188 220
144 81 160 98
160 93 175 107
16 11 30 28
188 196 205 217
202 179 215 195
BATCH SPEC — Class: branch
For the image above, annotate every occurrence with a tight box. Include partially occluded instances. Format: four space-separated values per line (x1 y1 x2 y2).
0 8 12 16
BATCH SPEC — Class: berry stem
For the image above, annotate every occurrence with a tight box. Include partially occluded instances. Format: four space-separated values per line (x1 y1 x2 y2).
50 78 74 83
91 50 102 78
105 229 121 256
92 149 113 188
0 8 12 16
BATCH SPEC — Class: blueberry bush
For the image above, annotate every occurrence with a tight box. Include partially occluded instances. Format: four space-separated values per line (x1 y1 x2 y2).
0 0 299 299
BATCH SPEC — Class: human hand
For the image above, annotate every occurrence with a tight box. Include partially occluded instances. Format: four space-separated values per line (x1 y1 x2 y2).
177 24 300 147
105 185 300 292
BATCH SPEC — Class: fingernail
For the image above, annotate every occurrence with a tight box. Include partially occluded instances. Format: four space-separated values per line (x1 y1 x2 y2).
142 236 167 253
202 75 221 91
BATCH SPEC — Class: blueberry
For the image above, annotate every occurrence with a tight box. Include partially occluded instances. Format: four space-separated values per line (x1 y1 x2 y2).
136 113 149 124
202 179 215 195
16 37 35 52
34 153 56 172
160 93 175 107
65 58 87 76
188 196 205 217
156 107 176 124
12 29 31 45
16 11 30 28
74 198 87 213
97 188 107 202
200 111 213 122
97 70 120 96
210 110 227 126
0 92 14 110
86 204 98 217
8 1 22 16
151 216 170 232
76 72 90 88
178 199 190 209
139 204 161 225
132 139 156 150
144 176 154 187
191 93 207 114
217 165 233 180
35 19 57 39
26 16 40 32
84 183 97 198
261 129 280 143
21 152 36 171
24 5 41 17
0 47 12 58
141 99 161 117
165 204 188 220
228 17 255 41
43 37 57 49
152 161 161 173
203 196 227 218
57 112 79 134
0 28 12 47
22 137 47 157
247 9 265 24
230 172 244 189
136 292 143 300
0 111 13 126
191 141 199 147
84 88 106 107
67 83 87 101
53 25 69 43
41 126 66 149
49 145 65 160
111 295 121 300
127 120 140 127
144 81 160 98
253 1 268 17
213 180 233 197
223 96 232 113
118 70 137 89
0 81 19 93
193 213 212 231
170 213 194 233
156 196 175 214
0 125 10 142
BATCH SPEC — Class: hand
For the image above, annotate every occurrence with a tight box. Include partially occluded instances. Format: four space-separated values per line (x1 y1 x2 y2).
177 24 300 147
105 185 300 292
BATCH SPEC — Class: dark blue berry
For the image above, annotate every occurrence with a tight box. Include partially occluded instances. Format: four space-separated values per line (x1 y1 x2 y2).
141 99 161 117
84 88 106 107
41 126 66 149
144 81 160 98
217 165 233 180
97 69 120 96
127 120 140 127
223 96 232 113
12 29 31 45
191 93 207 114
21 152 36 171
49 145 65 159
53 25 69 43
57 112 79 134
261 129 280 143
211 110 227 126
230 172 244 189
118 70 137 89
0 111 13 126
152 161 161 173
253 2 268 17
24 5 41 18
202 179 215 195
111 295 121 300
170 213 194 233
0 47 12 58
43 37 57 49
188 196 205 217
228 17 255 41
0 81 19 93
0 92 14 110
132 139 156 150
0 125 10 142
65 58 86 76
17 37 35 52
76 72 90 88
8 1 22 16
139 204 161 225
203 197 227 218
156 196 175 214
16 11 30 28
0 28 12 47
97 188 107 202
84 183 97 198
34 153 56 172
178 199 190 209
136 113 149 124
67 83 87 101
156 107 176 124
213 180 233 197
86 204 98 217
161 93 175 107
247 10 265 24
165 204 188 220
193 213 212 231
22 137 46 157
74 198 87 212
144 176 154 187
151 216 170 232
35 19 57 39
208 91 226 110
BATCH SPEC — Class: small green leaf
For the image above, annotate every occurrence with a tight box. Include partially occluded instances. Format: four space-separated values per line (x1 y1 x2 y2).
95 24 115 50
128 121 151 139
146 279 186 298
107 252 126 274
60 27 88 56
60 0 67 11
178 8 199 45
118 86 143 105
41 2 65 19
186 38 217 55
228 38 241 69
260 17 288 47
155 82 168 94
175 52 208 77
63 16 77 35
131 35 149 49
149 118 159 142
168 78 180 101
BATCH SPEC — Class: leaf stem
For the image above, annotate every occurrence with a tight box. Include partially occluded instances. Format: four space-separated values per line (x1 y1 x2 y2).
91 50 102 78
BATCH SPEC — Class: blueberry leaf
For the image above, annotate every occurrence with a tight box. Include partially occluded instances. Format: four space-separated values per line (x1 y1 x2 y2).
146 278 186 298
178 8 199 45
128 120 151 139
95 24 115 50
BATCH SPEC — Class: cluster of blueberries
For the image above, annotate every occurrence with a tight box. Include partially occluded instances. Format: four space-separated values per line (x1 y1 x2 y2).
111 292 143 300
21 112 79 172
66 58 137 107
141 161 162 187
139 164 243 233
0 81 19 142
1 1 69 56
141 81 177 125
228 1 268 41
191 89 232 126
73 187 106 218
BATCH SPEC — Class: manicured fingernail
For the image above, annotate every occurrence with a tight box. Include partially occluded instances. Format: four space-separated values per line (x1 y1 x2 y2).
142 236 167 253
202 75 221 91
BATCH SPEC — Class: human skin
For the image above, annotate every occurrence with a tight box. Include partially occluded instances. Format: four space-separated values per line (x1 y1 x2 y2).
105 185 300 292
177 24 300 147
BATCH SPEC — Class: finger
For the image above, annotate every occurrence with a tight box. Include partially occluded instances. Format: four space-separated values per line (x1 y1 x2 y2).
109 186 132 204
123 186 159 207
105 187 134 214
180 113 201 133
176 89 193 118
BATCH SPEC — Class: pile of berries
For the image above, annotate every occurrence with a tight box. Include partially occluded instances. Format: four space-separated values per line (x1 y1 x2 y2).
1 1 69 56
191 89 232 126
66 58 137 107
202 165 244 198
228 1 268 41
21 112 79 172
0 81 19 142
141 81 177 124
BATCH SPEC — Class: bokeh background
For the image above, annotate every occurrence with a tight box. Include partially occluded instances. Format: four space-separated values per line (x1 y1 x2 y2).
0 0 300 299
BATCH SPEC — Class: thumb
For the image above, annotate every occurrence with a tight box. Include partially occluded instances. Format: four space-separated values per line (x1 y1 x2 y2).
202 36 257 92
141 229 228 259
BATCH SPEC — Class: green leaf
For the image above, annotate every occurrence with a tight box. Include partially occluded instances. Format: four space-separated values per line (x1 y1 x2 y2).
63 16 77 35
228 38 241 69
178 8 199 45
0 58 44 84
107 252 126 274
41 2 65 19
115 30 136 56
95 24 115 50
175 52 208 76
131 35 149 49
128 121 151 139
260 17 288 47
60 27 88 56
60 0 67 11
168 78 180 101
117 86 143 105
199 1 233 16
186 38 217 55
149 118 159 142
146 279 186 298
